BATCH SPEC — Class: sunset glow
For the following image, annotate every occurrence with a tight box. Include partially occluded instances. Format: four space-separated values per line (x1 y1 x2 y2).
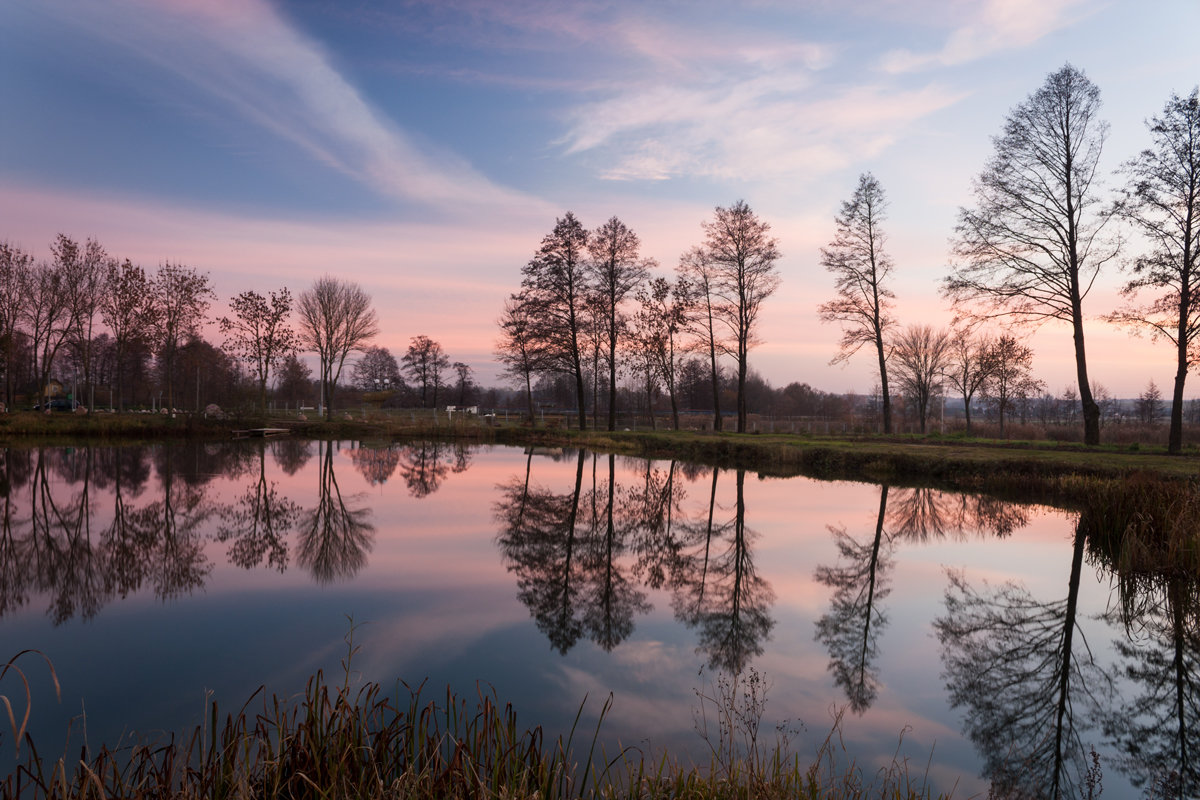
3 0 1198 395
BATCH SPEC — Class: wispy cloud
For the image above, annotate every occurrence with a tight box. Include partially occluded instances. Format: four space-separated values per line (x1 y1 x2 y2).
879 0 1093 73
37 0 542 217
560 77 964 182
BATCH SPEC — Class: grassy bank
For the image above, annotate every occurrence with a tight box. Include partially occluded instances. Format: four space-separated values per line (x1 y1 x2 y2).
5 409 1199 503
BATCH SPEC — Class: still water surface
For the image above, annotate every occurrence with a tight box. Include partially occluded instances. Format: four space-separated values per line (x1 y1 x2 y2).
0 440 1188 796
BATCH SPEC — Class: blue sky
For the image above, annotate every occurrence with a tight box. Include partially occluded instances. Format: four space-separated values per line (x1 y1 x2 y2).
3 0 1199 396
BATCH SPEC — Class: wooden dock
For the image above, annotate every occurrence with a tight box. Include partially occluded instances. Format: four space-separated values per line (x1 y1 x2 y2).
233 428 291 439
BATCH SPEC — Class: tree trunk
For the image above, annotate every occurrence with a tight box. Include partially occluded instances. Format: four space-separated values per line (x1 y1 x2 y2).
875 334 891 434
1072 311 1100 446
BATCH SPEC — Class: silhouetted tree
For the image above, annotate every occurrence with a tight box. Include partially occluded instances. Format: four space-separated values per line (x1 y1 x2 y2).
496 291 547 423
297 276 379 420
702 201 781 433
945 64 1116 446
1109 89 1200 454
149 262 214 411
981 335 1043 437
677 247 728 430
100 259 159 411
820 174 896 433
945 326 993 434
588 217 650 430
0 243 33 407
402 335 451 409
522 213 591 429
889 325 950 434
220 288 299 413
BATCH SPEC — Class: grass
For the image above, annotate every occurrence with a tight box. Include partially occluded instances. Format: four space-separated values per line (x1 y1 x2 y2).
1 634 955 800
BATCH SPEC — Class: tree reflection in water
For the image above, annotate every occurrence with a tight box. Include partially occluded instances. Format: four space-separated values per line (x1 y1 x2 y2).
394 441 470 498
1102 568 1200 795
813 485 1036 714
673 469 774 674
0 445 213 623
297 440 375 583
935 522 1111 800
814 485 893 713
216 439 301 571
495 456 775 672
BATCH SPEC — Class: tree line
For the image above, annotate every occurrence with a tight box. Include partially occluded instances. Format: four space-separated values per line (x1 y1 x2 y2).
4 65 1198 448
499 65 1200 452
0 240 481 420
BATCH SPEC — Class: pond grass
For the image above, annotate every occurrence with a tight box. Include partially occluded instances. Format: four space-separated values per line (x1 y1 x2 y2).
2 645 953 800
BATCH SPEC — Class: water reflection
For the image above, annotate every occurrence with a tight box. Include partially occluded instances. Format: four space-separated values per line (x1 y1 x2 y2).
298 440 375 583
814 485 892 712
9 440 1200 795
216 440 300 571
494 453 773 672
1104 569 1200 795
935 524 1111 799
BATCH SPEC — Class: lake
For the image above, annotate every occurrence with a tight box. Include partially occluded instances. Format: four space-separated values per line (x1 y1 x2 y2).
0 439 1189 797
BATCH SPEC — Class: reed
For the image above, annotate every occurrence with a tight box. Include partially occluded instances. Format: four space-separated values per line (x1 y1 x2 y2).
2 644 955 800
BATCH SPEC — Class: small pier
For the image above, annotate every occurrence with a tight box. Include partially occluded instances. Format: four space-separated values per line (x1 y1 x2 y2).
233 428 291 439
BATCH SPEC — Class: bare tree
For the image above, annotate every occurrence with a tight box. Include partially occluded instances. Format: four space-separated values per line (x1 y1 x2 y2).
1136 379 1164 424
522 213 591 430
401 335 450 408
890 325 951 434
702 200 781 433
944 326 993 435
819 173 897 433
55 235 109 409
944 64 1117 446
677 246 729 431
100 259 160 411
297 276 379 420
452 361 473 405
496 292 546 423
0 242 33 407
588 216 650 430
635 276 689 430
220 288 299 413
351 346 401 392
149 262 214 411
22 258 72 409
981 335 1044 437
1108 89 1200 454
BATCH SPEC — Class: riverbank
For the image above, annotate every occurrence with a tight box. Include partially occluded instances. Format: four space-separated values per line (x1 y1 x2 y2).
4 410 1198 502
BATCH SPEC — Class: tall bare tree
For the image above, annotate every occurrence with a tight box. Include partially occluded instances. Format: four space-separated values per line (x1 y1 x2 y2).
100 259 160 411
219 288 300 413
522 213 591 429
945 64 1117 446
588 216 650 430
677 246 728 431
0 242 33 407
297 276 379 420
819 173 897 433
22 258 72 409
1108 89 1200 454
55 235 109 409
635 276 689 430
149 262 214 411
702 200 781 433
890 325 951 434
